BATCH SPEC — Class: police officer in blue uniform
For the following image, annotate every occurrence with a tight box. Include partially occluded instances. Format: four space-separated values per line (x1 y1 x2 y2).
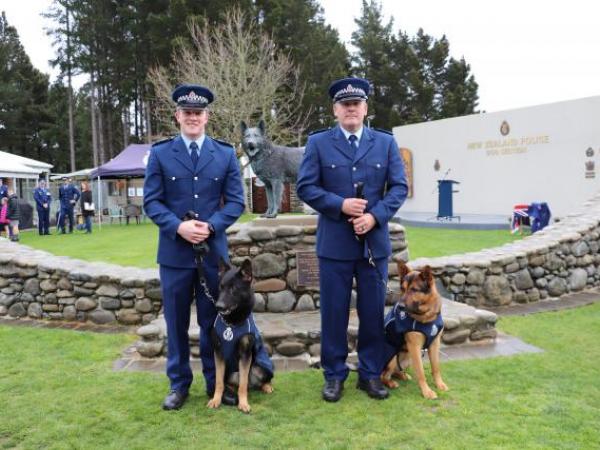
297 77 408 402
58 177 80 233
144 83 245 410
33 179 52 235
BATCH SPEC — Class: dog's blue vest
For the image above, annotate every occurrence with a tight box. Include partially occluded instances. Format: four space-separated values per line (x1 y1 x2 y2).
214 314 274 380
383 303 444 360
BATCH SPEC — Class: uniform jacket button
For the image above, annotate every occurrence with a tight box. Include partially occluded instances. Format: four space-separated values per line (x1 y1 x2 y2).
194 176 198 180
171 176 176 180
194 194 198 198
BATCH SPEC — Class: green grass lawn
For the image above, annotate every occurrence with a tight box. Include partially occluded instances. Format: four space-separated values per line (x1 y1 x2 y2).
1 304 599 449
19 216 524 268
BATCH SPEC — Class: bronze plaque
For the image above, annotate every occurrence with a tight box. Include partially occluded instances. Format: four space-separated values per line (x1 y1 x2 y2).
296 250 320 287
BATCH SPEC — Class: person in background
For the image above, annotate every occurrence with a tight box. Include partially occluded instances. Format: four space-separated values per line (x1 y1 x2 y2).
58 177 80 234
0 180 8 202
33 179 52 235
6 189 20 242
80 182 94 234
0 197 9 238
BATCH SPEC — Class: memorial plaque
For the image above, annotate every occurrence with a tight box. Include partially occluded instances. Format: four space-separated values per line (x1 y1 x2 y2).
296 250 320 287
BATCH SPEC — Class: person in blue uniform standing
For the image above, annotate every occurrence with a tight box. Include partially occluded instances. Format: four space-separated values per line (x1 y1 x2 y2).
33 179 52 235
297 77 408 402
144 83 245 410
58 177 80 234
0 180 7 202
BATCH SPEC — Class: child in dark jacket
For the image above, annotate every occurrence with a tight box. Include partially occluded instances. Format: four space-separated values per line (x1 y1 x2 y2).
6 191 20 241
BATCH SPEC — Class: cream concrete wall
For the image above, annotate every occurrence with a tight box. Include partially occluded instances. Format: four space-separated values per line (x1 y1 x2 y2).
393 96 600 217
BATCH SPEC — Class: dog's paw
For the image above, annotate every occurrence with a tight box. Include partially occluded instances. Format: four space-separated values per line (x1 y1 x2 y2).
261 383 274 394
238 401 252 413
382 379 399 389
393 371 411 381
435 380 449 391
421 387 438 400
207 397 222 409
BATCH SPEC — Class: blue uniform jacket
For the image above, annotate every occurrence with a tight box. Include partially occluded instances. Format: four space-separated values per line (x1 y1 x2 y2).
296 126 408 260
213 313 274 380
59 184 80 208
143 135 245 268
33 187 51 208
383 304 444 363
0 185 7 200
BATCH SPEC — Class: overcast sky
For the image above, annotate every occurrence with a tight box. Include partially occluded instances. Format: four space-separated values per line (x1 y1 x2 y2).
2 0 599 113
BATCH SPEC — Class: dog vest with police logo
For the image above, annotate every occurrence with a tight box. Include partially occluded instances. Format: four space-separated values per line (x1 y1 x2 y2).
214 313 274 380
384 303 444 351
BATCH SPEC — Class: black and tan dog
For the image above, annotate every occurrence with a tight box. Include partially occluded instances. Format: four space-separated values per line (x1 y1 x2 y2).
207 259 274 413
381 261 449 399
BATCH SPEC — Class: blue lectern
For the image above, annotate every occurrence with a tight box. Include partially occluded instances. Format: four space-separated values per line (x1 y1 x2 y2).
437 179 460 221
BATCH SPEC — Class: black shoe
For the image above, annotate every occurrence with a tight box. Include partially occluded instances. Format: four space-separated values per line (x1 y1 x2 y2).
357 378 389 400
206 386 239 406
162 390 188 410
322 379 344 402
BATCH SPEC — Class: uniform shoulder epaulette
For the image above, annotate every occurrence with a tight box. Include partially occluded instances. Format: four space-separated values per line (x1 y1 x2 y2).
151 136 175 147
308 128 330 136
372 127 393 136
213 138 234 148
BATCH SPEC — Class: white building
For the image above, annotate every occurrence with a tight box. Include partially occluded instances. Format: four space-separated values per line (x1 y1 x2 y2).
393 96 600 219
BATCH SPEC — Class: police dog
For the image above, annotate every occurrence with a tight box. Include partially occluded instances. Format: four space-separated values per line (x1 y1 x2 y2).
381 261 449 399
207 259 274 413
240 120 304 218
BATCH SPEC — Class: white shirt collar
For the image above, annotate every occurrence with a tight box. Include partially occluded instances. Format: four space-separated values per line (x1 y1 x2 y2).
339 125 364 143
181 133 206 154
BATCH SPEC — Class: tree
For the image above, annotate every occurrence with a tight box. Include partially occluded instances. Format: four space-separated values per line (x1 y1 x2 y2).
149 8 308 146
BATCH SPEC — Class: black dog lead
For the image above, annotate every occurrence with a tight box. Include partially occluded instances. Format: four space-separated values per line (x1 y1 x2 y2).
183 211 216 305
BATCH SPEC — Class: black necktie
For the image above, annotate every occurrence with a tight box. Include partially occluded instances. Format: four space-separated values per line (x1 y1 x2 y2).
190 142 199 167
349 134 358 152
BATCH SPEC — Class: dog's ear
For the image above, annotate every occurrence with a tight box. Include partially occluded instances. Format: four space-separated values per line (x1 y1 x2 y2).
240 121 248 134
420 265 434 285
397 260 411 281
239 258 253 282
258 119 266 134
218 257 231 277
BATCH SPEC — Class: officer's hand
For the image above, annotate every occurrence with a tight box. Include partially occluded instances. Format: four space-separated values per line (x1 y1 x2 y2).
350 213 377 234
43 203 48 208
177 220 210 244
70 200 76 205
342 198 368 217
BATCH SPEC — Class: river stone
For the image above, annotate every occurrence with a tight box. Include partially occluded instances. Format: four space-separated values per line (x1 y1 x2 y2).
136 324 161 339
530 267 545 278
514 269 534 290
547 278 567 297
568 269 588 291
0 293 14 307
100 297 121 310
294 294 314 312
96 284 119 297
40 279 57 292
118 309 141 325
73 286 95 296
470 329 498 341
23 279 41 296
27 302 43 319
253 253 286 278
63 305 77 321
136 341 164 357
275 341 306 357
42 304 59 312
89 309 116 325
254 278 286 293
267 290 295 313
483 276 512 306
466 269 485 285
119 289 136 300
571 241 589 257
145 288 162 301
536 278 548 288
247 228 275 241
451 273 466 285
308 343 321 356
0 305 7 315
135 298 153 313
442 317 460 330
8 302 26 318
441 329 470 345
75 297 97 311
57 278 72 291
253 293 266 312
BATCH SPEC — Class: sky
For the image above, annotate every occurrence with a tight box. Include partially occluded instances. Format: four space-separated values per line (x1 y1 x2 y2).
2 0 599 113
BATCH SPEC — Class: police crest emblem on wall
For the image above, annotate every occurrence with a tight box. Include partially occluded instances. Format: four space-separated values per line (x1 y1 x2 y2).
500 121 510 136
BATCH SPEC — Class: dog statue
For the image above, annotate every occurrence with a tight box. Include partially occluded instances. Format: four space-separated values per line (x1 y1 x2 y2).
380 261 449 399
240 120 304 218
207 259 274 413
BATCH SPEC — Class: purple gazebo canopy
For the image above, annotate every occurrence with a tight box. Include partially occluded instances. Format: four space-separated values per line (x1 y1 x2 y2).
90 144 151 178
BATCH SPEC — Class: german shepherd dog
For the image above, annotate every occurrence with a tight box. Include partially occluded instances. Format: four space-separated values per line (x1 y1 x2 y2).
381 261 449 399
240 120 304 218
207 259 274 413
